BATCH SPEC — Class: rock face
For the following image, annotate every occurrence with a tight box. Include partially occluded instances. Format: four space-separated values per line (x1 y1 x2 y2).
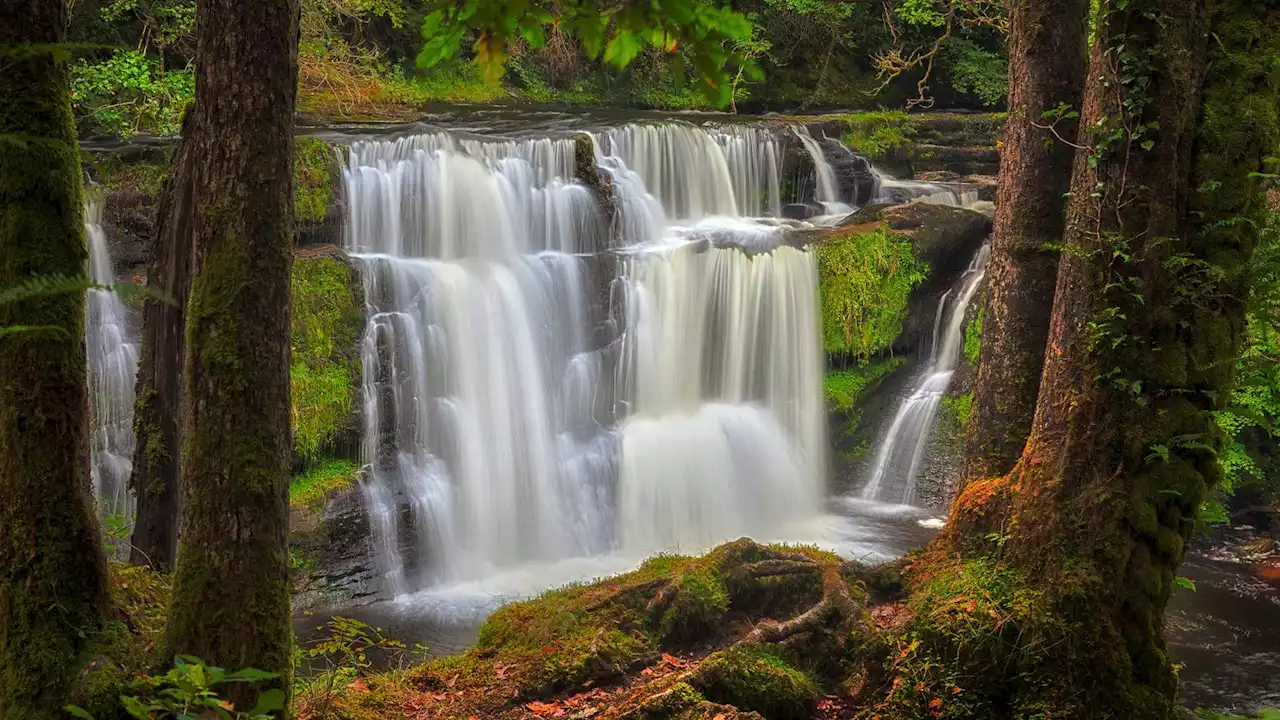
819 136 878 207
291 483 382 614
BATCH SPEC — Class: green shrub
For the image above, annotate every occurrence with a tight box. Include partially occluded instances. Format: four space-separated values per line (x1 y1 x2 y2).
71 50 194 137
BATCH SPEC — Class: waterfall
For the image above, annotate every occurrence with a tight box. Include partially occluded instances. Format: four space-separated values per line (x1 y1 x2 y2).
793 127 853 215
860 244 990 505
347 123 825 595
85 196 139 523
594 123 783 220
615 242 825 553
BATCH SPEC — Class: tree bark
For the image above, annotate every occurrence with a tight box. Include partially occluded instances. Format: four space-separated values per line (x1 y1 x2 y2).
161 0 299 706
129 126 195 571
962 0 1087 481
939 1 1280 716
0 2 110 716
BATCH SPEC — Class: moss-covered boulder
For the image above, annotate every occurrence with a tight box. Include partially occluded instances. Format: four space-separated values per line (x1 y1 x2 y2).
290 245 365 465
294 137 346 247
289 466 381 614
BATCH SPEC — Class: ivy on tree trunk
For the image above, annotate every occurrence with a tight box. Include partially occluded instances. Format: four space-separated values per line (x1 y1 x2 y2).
939 0 1280 716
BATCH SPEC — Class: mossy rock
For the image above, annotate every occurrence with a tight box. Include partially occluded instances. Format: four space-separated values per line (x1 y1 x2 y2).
693 647 819 720
656 568 730 644
294 137 345 246
291 247 364 464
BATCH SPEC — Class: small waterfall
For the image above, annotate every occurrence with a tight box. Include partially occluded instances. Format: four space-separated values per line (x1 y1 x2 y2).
85 196 139 523
594 123 783 220
793 127 853 215
860 244 990 505
348 123 826 596
873 170 981 209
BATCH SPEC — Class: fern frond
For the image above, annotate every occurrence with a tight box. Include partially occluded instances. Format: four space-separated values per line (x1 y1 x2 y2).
0 274 105 306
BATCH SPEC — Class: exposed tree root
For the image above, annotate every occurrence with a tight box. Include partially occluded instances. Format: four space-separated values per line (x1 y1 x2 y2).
297 539 889 720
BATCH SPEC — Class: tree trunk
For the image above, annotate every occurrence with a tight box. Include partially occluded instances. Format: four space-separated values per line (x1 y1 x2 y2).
129 126 196 571
0 2 110 716
962 0 1087 482
939 0 1280 716
161 0 299 706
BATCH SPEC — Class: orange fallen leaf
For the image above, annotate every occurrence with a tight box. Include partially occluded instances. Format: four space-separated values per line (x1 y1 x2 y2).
661 653 687 668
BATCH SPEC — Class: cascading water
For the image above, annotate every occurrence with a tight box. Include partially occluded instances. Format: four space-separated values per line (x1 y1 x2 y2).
85 196 139 522
860 243 990 505
794 127 853 216
346 123 826 598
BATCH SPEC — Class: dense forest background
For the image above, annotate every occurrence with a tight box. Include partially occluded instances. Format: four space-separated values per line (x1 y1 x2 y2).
66 0 1008 135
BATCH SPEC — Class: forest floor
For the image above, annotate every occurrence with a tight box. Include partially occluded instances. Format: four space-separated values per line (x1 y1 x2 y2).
292 538 913 720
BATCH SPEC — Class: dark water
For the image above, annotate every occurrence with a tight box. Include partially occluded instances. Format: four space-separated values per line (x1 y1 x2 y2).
1168 548 1280 713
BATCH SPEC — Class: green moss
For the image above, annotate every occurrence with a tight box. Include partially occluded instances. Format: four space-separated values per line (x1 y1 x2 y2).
293 138 336 224
825 357 904 412
634 682 706 718
290 458 360 513
693 646 819 720
964 307 982 368
71 563 171 719
291 254 364 461
816 226 928 358
941 393 973 427
840 111 914 156
656 569 730 644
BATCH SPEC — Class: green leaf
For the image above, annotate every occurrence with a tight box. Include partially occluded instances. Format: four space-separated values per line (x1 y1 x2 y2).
64 706 96 720
1174 576 1196 592
602 30 641 67
226 668 280 683
250 688 287 715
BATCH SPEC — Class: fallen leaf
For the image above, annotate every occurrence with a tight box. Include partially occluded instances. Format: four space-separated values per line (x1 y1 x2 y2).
446 672 460 687
661 653 686 668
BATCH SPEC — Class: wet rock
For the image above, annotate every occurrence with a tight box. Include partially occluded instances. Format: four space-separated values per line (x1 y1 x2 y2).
782 202 822 220
880 203 990 274
291 483 382 614
819 136 878 207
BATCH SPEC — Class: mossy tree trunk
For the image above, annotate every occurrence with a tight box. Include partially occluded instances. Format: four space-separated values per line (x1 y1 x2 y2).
129 128 195 572
937 1 1280 716
0 2 111 716
161 0 299 707
962 0 1087 481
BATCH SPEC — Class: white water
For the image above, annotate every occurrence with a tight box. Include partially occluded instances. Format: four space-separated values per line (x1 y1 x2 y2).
860 244 990 505
346 124 825 596
85 197 139 523
794 127 854 216
594 123 783 220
